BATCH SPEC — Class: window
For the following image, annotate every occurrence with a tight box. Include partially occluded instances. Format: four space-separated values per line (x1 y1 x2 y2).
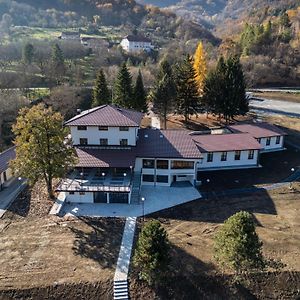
171 161 194 169
79 191 85 195
266 137 271 146
100 138 108 146
156 175 168 183
98 126 108 131
143 174 154 182
156 160 168 169
221 152 227 161
235 150 241 160
248 150 255 160
120 139 128 146
143 159 154 169
69 191 75 195
276 136 281 144
207 152 213 162
77 125 87 131
119 126 129 131
257 138 261 143
79 138 88 145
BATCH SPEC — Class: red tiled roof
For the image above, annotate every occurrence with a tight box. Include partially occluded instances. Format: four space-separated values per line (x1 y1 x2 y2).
65 105 143 127
192 133 262 152
136 129 202 159
0 146 16 173
228 123 287 138
125 35 151 43
75 147 136 168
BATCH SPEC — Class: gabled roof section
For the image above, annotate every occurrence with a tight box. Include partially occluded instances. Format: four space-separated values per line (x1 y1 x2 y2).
192 133 262 153
228 122 287 138
124 35 151 43
65 105 144 127
0 146 16 173
136 129 202 159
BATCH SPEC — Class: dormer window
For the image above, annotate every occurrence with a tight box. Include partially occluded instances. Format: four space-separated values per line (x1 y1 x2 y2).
119 126 129 131
77 126 87 131
99 126 108 131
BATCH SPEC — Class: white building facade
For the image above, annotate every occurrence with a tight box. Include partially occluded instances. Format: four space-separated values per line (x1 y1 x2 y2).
120 35 153 53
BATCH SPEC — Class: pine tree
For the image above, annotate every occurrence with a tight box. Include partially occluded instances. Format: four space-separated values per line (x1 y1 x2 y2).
133 70 147 112
174 55 200 122
92 69 110 107
133 220 171 285
150 60 176 129
214 211 265 273
22 43 34 65
51 43 66 83
193 41 207 94
113 63 133 108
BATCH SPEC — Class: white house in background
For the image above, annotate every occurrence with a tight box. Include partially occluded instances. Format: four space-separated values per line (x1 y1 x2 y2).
228 123 287 153
120 35 154 53
56 105 287 204
60 31 80 40
0 146 15 191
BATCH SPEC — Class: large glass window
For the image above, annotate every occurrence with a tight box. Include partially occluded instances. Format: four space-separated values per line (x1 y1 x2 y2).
156 160 169 169
276 136 281 144
266 137 271 146
156 175 168 183
142 174 154 182
109 193 129 204
221 152 227 161
77 125 87 131
207 152 213 162
235 150 241 160
79 138 88 145
143 159 154 169
171 161 194 169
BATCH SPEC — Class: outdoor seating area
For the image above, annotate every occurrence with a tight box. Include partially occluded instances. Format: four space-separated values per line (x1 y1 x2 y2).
57 167 133 193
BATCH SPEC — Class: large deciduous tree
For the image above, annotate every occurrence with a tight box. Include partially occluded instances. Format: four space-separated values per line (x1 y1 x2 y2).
10 104 76 199
193 41 207 94
51 43 66 84
214 211 265 273
92 68 110 107
150 60 176 129
133 69 147 112
174 55 200 122
113 63 133 108
133 220 171 285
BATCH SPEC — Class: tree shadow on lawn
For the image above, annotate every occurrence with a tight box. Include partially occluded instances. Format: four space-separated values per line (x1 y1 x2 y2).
150 189 276 224
5 186 31 217
70 217 124 269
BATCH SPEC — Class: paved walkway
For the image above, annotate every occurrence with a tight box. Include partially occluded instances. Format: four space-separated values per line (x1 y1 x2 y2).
0 179 27 218
59 185 201 218
151 116 161 129
114 217 137 281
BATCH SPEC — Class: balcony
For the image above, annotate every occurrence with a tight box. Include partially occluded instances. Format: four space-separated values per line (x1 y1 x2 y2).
57 168 132 193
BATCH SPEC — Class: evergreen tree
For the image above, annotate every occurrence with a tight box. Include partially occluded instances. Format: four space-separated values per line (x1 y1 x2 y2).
150 60 176 129
22 43 34 65
214 211 265 273
113 63 133 108
133 220 171 285
193 41 207 94
174 55 200 122
51 43 66 83
92 69 110 107
133 70 147 112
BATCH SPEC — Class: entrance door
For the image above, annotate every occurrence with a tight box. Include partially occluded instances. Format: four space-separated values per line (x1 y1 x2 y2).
94 192 107 203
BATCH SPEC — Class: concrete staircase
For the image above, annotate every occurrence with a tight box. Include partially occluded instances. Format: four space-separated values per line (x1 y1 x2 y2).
113 280 129 300
130 171 141 205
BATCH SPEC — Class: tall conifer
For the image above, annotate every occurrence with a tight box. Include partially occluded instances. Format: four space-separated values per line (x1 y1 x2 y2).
193 41 207 94
92 69 110 107
133 70 147 112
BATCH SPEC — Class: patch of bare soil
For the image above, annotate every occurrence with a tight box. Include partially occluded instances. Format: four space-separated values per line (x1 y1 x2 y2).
0 181 124 299
129 185 300 299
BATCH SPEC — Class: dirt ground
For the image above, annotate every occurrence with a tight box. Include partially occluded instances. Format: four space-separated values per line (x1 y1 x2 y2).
0 182 124 299
130 185 300 299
